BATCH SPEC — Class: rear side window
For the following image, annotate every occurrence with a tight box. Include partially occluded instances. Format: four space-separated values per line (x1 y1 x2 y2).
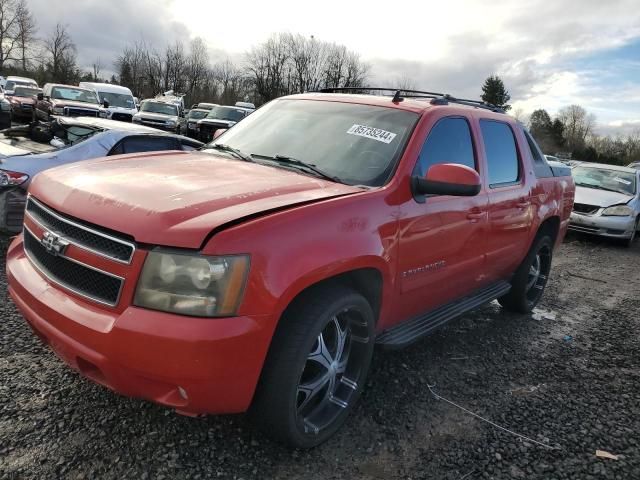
523 130 544 164
122 136 180 154
414 117 475 177
480 120 519 186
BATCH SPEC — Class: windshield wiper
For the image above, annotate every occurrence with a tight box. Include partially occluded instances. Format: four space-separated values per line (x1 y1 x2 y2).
251 154 341 183
206 143 254 162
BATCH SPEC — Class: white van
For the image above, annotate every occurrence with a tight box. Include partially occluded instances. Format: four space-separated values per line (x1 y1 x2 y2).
79 82 137 122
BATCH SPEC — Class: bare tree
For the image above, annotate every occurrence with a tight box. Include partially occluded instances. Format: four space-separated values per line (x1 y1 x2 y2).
0 0 20 70
558 105 596 151
92 57 101 82
246 33 290 102
184 37 209 98
43 23 78 83
15 0 35 72
164 41 186 92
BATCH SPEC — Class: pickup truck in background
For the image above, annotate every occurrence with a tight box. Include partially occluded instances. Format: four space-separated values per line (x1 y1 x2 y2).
6 88 575 448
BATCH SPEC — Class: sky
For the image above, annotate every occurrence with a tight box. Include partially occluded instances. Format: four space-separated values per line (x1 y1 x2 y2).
26 0 640 136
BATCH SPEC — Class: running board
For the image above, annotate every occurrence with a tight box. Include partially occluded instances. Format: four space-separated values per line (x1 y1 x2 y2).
376 281 511 349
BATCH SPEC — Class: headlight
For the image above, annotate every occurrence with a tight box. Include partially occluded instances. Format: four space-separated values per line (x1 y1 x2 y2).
99 110 109 118
0 100 11 111
166 119 177 127
0 169 29 186
602 205 634 216
132 116 141 123
134 251 250 317
52 107 64 115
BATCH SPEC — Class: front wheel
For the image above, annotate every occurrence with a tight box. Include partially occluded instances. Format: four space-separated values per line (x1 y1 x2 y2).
251 285 375 448
499 235 553 313
625 217 639 248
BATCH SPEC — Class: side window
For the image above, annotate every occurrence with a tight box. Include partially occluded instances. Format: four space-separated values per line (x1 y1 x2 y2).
480 120 519 186
414 117 475 177
122 136 180 154
523 129 544 164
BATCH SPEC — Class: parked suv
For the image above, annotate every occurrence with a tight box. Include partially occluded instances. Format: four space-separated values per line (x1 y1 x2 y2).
7 88 574 448
3 76 38 96
79 82 138 122
7 85 42 121
196 105 251 142
34 84 101 121
185 108 210 138
132 99 185 133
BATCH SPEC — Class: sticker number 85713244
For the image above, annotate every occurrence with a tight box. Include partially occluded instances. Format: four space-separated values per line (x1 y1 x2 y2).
347 124 397 144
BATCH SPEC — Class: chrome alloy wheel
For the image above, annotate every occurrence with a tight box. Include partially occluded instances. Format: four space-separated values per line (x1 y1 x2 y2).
526 244 551 304
296 310 370 435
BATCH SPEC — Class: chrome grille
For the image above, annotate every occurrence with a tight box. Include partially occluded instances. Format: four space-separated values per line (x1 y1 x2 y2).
25 197 135 263
64 107 98 117
112 112 132 122
23 227 123 306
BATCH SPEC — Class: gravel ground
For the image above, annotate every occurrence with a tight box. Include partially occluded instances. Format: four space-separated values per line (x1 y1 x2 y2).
1 233 639 480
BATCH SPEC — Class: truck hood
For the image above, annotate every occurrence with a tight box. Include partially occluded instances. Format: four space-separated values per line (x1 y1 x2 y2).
52 99 100 111
574 185 634 207
29 151 364 248
136 112 176 122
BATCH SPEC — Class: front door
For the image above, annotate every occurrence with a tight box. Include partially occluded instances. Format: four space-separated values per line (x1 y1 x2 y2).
394 116 489 324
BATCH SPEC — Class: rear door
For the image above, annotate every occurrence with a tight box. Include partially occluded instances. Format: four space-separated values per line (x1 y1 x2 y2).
479 119 532 280
396 115 489 321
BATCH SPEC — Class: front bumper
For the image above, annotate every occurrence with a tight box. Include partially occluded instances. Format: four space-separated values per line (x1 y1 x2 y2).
569 212 637 239
7 235 274 414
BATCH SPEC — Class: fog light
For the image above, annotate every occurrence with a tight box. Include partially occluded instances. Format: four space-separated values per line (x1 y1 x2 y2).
178 386 188 400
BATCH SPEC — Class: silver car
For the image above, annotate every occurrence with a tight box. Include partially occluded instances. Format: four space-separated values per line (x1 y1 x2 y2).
569 163 640 246
0 117 202 234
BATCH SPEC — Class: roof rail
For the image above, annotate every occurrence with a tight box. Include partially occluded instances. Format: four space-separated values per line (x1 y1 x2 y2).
316 87 505 113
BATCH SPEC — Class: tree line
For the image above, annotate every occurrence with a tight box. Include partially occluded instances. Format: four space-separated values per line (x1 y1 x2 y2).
480 75 638 166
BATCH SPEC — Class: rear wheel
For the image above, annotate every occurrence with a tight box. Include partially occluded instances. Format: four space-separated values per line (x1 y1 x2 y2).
251 285 375 448
499 235 553 313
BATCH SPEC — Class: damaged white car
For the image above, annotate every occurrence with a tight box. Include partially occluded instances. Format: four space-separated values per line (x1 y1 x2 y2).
569 163 640 246
0 117 202 235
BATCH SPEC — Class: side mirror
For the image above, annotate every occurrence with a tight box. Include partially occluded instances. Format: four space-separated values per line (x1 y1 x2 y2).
102 99 109 108
412 163 481 201
213 128 227 140
37 93 44 101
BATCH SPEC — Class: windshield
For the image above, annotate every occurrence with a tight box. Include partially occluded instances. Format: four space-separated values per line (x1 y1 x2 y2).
205 99 418 186
14 86 40 97
99 92 135 109
51 87 99 104
573 166 637 195
206 106 247 122
188 110 208 120
140 101 178 116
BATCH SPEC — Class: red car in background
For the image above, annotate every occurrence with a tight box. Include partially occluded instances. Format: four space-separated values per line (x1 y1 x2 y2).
7 88 575 448
7 85 42 121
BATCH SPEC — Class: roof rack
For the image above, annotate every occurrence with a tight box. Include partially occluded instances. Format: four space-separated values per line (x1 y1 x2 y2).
316 87 505 113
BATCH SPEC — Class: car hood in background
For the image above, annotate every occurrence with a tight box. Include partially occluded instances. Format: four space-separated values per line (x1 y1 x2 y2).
574 185 634 207
51 99 100 110
136 112 176 122
29 151 364 248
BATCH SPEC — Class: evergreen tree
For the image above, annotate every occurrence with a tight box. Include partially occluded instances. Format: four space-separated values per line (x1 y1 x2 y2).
481 75 511 111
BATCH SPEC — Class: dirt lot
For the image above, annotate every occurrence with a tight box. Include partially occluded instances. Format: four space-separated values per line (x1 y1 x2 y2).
1 232 639 480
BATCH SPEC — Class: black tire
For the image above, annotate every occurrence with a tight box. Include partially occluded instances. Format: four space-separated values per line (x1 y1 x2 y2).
250 284 375 448
498 234 553 313
625 217 639 248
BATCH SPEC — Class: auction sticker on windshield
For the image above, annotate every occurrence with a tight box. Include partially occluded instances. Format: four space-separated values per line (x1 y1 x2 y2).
347 124 397 144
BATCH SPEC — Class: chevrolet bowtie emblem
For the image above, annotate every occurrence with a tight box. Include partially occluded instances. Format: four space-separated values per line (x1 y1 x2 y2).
40 231 69 256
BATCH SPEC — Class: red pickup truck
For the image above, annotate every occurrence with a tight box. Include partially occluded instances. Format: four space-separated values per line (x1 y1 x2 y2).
6 88 575 448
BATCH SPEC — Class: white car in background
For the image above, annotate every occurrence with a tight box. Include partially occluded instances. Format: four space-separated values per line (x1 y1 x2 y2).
80 82 138 122
4 76 38 96
569 163 640 246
